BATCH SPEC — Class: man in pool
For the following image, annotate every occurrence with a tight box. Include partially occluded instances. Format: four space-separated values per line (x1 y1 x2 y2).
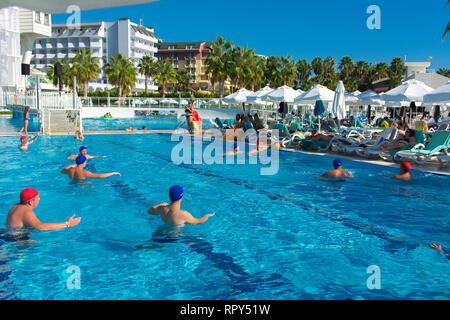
19 135 38 151
391 162 413 180
6 188 81 230
61 155 121 180
429 243 450 259
148 185 215 225
319 159 354 179
67 146 106 160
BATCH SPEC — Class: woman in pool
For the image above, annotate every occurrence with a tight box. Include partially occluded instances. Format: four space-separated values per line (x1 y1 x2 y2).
19 106 31 136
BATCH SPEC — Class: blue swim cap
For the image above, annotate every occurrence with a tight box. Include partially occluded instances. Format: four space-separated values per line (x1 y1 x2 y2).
333 159 343 168
79 146 87 152
75 155 87 165
169 185 183 202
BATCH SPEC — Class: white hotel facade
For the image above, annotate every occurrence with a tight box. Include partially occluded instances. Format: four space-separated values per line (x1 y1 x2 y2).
31 17 159 92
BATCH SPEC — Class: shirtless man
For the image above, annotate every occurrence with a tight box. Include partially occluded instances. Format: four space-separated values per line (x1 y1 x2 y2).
148 185 215 225
61 155 121 180
319 159 354 178
248 138 271 155
429 244 450 259
19 135 38 151
6 188 81 230
391 162 413 180
67 146 106 160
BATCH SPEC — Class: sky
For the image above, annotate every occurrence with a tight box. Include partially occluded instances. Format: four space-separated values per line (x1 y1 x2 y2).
51 0 450 70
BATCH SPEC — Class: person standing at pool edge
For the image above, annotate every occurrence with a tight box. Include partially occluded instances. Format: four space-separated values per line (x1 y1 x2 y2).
320 159 354 178
6 188 81 230
19 106 31 136
185 100 194 134
148 185 215 225
61 155 121 180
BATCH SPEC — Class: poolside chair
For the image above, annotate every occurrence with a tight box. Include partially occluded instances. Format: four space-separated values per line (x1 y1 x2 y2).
393 131 450 164
224 119 235 128
437 154 450 167
272 123 304 147
364 130 426 161
353 127 399 157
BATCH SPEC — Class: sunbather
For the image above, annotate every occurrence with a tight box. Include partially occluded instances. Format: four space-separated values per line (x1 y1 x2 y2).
380 129 416 152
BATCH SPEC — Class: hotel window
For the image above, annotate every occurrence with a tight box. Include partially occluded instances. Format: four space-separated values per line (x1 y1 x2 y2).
35 12 41 23
44 13 50 26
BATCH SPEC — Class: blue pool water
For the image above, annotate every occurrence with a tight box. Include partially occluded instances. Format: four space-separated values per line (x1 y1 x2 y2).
0 133 449 300
0 115 39 133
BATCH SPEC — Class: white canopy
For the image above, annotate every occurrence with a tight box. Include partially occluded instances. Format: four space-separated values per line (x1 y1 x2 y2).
265 85 301 103
332 81 347 120
223 88 253 104
344 91 360 105
357 90 385 106
0 0 157 14
247 86 272 101
207 99 220 105
294 84 335 104
382 79 434 105
423 81 450 104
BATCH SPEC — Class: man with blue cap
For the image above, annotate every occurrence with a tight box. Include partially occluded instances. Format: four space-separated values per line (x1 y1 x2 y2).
319 159 354 178
67 146 106 160
61 155 121 180
148 185 215 225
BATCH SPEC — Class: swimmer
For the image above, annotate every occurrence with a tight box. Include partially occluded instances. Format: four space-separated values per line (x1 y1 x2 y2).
392 162 413 180
429 243 450 259
225 137 240 155
142 126 147 131
248 138 270 155
67 146 106 160
75 130 84 141
319 159 354 179
61 155 121 180
6 188 81 230
148 185 215 225
126 126 137 132
19 135 38 151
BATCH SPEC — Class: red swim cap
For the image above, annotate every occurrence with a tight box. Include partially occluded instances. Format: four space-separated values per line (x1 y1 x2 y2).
20 188 39 203
20 136 26 141
400 162 412 172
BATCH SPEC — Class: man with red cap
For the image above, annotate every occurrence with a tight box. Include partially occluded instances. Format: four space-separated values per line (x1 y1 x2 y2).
6 188 81 230
392 162 413 180
18 135 38 151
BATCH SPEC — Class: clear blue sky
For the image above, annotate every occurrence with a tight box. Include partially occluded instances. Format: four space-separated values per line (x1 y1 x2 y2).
52 0 450 69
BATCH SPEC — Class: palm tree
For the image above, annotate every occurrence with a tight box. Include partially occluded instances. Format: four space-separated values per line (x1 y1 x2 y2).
278 56 297 86
104 53 137 97
71 49 100 98
338 56 355 81
437 67 450 77
389 57 406 88
374 62 390 80
264 56 281 88
311 57 324 78
205 36 233 99
296 59 312 85
47 59 73 91
153 60 177 98
138 55 157 93
176 68 193 93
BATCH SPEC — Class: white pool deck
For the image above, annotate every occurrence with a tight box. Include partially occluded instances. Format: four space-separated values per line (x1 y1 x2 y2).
1 130 449 176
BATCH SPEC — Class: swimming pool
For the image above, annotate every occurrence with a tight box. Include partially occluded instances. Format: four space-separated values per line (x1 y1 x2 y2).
0 133 449 300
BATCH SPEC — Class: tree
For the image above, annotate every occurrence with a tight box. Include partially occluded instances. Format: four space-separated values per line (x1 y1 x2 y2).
205 36 234 99
176 68 193 93
104 53 137 97
138 55 157 93
71 49 99 98
389 57 406 88
47 59 73 91
437 68 450 77
296 59 312 85
278 56 297 86
153 60 177 98
264 56 281 87
338 56 355 81
311 57 324 78
443 1 450 41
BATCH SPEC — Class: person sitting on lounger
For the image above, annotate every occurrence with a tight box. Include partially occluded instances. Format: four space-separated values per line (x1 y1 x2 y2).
391 162 413 180
307 129 335 142
233 114 242 129
380 129 416 152
319 159 354 179
253 113 265 130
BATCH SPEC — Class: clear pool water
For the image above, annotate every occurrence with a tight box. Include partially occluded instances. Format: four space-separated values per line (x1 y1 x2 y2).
0 133 449 300
0 115 39 133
